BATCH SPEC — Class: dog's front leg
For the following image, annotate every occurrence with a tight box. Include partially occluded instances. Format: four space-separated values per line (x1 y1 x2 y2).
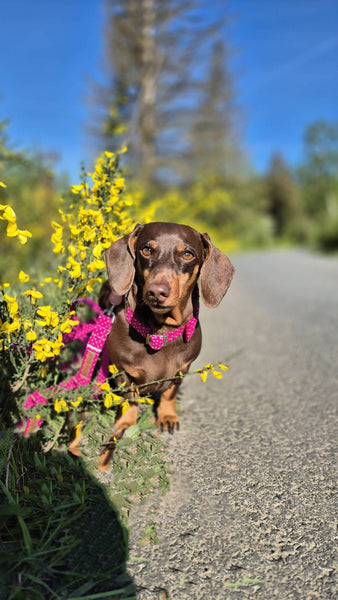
156 382 180 434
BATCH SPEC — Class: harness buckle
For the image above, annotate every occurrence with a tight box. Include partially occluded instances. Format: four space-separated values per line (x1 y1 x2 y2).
146 332 167 349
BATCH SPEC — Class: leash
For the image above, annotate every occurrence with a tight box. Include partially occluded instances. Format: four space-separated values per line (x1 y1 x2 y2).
23 298 117 433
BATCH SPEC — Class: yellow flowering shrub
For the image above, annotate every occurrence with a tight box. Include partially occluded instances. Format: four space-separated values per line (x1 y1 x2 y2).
0 150 139 448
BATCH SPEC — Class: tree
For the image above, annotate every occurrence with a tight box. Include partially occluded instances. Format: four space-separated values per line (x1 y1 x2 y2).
91 0 241 186
188 38 242 181
298 120 338 218
266 153 300 236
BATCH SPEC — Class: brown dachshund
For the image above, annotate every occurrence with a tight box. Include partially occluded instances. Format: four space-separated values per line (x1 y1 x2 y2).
97 222 234 471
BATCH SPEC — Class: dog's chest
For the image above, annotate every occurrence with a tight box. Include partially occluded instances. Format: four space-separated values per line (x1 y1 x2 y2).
114 341 187 383
107 316 200 388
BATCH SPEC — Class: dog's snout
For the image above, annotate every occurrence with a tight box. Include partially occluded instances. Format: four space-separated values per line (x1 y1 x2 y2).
146 282 171 303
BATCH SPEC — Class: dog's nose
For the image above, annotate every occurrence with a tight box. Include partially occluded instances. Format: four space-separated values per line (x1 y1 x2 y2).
146 282 170 303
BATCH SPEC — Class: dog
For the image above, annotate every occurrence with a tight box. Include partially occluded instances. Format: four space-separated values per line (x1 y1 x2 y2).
97 222 234 471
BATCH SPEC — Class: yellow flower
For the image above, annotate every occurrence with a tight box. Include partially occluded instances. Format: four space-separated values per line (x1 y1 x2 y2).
36 306 59 329
86 277 104 293
1 205 16 222
194 362 226 382
67 256 82 278
71 184 83 194
0 205 32 244
112 393 123 404
3 294 19 317
38 366 49 378
33 335 63 362
71 396 83 408
103 392 123 408
68 244 77 257
51 222 64 253
0 181 6 188
93 243 103 258
114 177 125 190
87 259 105 272
23 289 43 304
74 423 82 438
211 369 222 379
33 338 55 362
26 330 37 342
121 401 130 416
108 364 119 376
139 397 154 405
17 270 29 283
1 319 21 335
15 228 32 245
82 226 96 243
52 334 64 356
54 398 69 413
100 381 110 392
104 393 113 409
69 224 80 238
60 318 78 333
199 370 208 383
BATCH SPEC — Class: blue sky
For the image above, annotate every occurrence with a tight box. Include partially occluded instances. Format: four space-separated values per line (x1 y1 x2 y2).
1 0 337 182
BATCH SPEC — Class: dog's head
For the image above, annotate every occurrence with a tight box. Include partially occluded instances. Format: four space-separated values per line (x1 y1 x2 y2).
105 222 234 312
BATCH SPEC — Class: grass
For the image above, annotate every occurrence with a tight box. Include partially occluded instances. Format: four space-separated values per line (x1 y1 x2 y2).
0 406 171 599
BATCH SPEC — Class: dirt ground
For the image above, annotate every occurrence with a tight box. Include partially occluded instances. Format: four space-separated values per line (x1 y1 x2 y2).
127 250 337 600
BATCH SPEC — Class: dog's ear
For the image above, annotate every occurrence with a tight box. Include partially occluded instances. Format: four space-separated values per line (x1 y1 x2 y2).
199 232 235 308
105 224 143 295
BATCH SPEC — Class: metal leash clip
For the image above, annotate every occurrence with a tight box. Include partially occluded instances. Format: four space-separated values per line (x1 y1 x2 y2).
103 303 116 323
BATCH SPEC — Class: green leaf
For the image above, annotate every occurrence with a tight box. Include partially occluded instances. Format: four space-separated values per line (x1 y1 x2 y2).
124 425 140 440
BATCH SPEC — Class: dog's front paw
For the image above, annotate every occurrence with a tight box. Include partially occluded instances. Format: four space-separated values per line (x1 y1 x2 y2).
156 412 179 434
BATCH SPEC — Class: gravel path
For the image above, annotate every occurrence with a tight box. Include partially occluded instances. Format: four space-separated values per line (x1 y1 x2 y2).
127 250 337 600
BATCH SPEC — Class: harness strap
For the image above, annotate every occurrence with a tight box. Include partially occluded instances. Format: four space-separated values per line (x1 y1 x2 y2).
23 299 115 432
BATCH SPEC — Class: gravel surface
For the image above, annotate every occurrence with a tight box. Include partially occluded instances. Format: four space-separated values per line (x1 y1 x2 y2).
127 250 337 600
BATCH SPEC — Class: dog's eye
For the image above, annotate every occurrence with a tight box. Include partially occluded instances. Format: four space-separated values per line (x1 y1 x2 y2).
141 245 152 258
182 249 195 261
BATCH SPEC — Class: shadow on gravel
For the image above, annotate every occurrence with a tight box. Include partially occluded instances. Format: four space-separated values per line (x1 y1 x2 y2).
0 433 136 599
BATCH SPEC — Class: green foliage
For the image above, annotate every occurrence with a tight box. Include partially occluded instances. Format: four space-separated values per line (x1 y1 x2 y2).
266 153 300 237
297 120 338 250
0 121 62 281
0 429 136 599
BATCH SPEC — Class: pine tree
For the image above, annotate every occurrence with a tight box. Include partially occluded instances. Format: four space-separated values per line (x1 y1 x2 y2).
188 38 241 181
266 153 299 236
91 0 241 186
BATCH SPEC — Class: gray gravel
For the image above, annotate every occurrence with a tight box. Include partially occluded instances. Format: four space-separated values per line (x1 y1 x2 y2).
127 250 337 600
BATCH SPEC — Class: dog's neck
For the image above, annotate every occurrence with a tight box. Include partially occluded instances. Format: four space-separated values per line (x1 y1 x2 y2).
126 282 198 330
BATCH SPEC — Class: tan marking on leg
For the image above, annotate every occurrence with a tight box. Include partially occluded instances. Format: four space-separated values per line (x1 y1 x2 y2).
68 423 82 458
156 383 180 432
